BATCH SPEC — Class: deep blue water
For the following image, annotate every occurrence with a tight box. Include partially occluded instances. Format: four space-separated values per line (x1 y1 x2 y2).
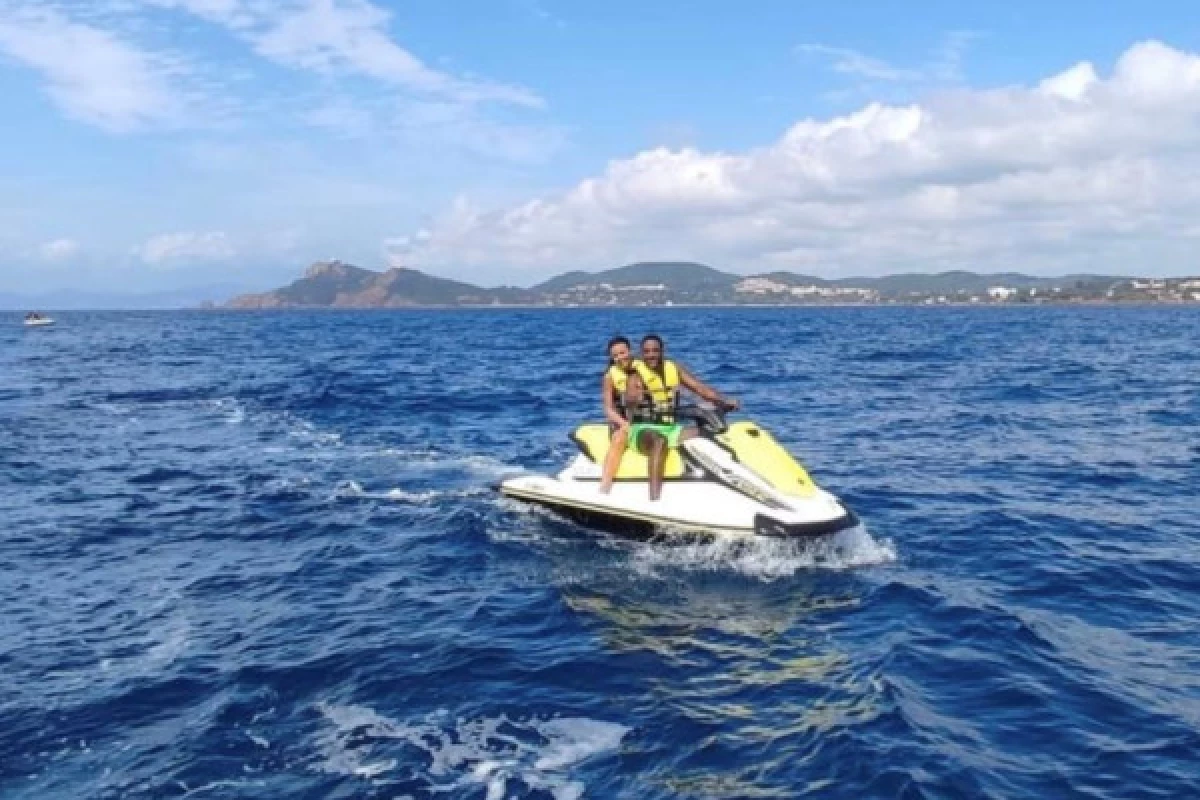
3 307 1199 799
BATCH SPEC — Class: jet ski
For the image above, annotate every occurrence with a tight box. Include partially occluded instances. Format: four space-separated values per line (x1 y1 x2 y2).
500 405 859 539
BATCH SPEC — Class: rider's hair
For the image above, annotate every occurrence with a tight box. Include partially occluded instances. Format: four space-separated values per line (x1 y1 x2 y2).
606 336 631 357
641 333 664 349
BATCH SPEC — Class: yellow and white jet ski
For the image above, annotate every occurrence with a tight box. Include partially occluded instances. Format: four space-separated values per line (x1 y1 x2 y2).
500 406 858 539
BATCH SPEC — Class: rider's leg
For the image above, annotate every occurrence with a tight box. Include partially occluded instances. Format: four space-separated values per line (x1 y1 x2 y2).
598 427 627 493
640 430 667 501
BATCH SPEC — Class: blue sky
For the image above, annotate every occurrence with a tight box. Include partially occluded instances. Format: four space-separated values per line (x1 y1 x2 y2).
2 0 1199 293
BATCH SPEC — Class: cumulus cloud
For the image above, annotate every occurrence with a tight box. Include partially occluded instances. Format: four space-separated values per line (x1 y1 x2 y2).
389 41 1200 278
136 231 235 265
39 238 79 261
0 4 188 132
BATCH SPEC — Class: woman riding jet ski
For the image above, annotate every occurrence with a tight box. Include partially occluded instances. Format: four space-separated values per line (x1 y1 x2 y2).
499 336 859 540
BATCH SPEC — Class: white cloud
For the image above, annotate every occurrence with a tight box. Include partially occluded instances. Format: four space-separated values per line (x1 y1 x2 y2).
142 0 244 20
1038 62 1098 101
135 0 555 158
390 98 565 162
798 30 980 93
142 0 541 108
255 0 541 107
39 238 79 261
390 41 1200 278
0 0 554 163
796 44 924 84
136 231 235 265
301 100 376 138
0 4 188 132
928 30 979 84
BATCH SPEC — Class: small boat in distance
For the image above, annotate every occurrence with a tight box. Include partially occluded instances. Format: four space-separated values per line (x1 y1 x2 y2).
23 312 55 327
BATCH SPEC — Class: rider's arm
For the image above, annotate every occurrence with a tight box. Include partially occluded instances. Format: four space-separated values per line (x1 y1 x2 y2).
678 364 739 409
602 373 628 428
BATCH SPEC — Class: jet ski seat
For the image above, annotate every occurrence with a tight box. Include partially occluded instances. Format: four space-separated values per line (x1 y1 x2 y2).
570 421 818 495
570 424 687 480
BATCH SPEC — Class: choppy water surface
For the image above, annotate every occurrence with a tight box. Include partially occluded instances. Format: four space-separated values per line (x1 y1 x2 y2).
2 307 1198 799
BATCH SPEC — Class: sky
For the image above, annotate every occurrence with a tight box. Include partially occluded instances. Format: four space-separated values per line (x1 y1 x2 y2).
2 0 1199 294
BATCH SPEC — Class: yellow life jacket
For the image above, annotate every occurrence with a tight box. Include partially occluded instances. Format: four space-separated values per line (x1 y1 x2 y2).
605 363 631 394
606 363 638 418
633 359 681 415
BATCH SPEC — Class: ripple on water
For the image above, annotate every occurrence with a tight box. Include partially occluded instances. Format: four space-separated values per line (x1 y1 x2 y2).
2 307 1198 799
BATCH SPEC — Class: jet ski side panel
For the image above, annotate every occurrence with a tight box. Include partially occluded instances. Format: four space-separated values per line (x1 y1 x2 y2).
498 486 673 540
716 422 817 498
499 476 760 535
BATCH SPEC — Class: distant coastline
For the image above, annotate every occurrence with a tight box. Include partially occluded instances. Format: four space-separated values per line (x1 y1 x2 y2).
9 260 1199 311
204 300 1200 311
220 259 1200 310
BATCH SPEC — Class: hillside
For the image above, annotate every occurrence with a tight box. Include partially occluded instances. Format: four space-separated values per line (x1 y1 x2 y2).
226 261 531 308
534 262 737 292
222 260 1166 308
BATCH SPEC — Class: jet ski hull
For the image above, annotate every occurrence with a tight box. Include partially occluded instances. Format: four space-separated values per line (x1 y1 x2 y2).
500 463 858 540
752 510 860 539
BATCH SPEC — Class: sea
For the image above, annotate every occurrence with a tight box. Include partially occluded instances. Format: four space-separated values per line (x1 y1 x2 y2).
2 306 1198 799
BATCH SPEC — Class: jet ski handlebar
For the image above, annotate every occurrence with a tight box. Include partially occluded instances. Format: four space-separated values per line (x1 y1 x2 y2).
674 403 733 434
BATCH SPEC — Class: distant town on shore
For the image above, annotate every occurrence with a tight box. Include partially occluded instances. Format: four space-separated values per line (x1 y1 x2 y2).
221 260 1200 309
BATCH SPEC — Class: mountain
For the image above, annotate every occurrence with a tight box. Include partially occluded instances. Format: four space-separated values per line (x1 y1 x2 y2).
229 261 380 307
368 267 535 305
227 260 742 308
220 260 1152 308
534 261 737 292
226 260 532 308
7 261 1160 312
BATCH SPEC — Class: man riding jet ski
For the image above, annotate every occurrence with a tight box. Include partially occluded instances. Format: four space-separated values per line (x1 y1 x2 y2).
600 334 739 500
500 336 859 540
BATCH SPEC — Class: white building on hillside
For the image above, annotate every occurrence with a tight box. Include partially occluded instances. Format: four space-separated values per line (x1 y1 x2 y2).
735 277 789 294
